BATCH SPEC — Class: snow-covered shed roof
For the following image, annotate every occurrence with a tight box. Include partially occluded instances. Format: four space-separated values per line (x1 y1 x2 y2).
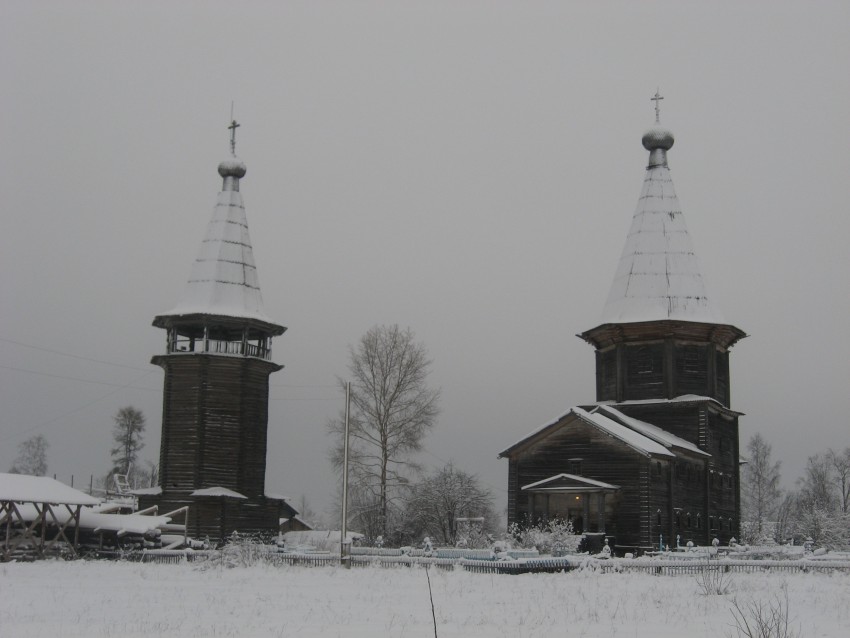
0 473 100 506
156 153 281 329
191 486 247 499
597 121 726 326
499 407 674 459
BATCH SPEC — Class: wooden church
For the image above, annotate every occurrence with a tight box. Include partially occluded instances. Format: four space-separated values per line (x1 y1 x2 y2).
500 97 746 554
138 123 296 542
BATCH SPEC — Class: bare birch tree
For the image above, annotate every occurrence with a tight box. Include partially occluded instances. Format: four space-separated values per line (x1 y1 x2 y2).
741 433 782 541
328 325 440 537
827 447 850 513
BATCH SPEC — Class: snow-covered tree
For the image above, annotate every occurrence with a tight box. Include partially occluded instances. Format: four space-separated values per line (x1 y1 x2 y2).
741 433 782 542
403 463 495 546
827 447 850 513
110 406 146 476
784 452 850 549
328 325 440 537
798 453 837 512
8 434 48 476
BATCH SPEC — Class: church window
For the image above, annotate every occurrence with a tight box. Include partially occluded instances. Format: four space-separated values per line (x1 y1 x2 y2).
686 513 692 529
696 514 702 530
635 348 654 374
568 459 583 476
682 347 701 374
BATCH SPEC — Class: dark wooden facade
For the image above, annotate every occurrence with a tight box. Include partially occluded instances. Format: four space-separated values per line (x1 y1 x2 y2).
581 320 745 407
139 312 288 543
502 319 745 553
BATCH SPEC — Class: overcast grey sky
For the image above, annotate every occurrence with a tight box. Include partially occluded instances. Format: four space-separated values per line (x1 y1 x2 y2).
2 1 848 517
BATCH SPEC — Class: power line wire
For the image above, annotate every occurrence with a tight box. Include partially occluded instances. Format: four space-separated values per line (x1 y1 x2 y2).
0 364 160 391
0 336 151 372
0 369 158 444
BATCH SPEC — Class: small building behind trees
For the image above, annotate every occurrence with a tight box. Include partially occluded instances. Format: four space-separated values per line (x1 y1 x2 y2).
501 100 745 554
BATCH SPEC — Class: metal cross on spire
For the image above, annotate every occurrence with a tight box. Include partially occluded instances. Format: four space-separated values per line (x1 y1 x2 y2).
651 89 664 124
228 118 240 156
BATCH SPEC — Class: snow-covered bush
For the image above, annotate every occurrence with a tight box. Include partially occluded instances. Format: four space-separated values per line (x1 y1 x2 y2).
508 519 582 555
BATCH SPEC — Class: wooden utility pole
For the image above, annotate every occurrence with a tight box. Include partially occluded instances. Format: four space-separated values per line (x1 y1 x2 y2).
340 381 351 568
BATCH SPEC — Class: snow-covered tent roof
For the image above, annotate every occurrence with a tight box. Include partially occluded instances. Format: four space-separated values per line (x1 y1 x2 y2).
597 121 726 326
0 473 100 506
155 152 281 330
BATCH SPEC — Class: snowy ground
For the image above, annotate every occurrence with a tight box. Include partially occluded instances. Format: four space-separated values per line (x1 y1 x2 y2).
1 560 848 637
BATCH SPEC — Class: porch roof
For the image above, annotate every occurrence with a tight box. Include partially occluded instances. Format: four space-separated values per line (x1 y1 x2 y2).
522 473 619 493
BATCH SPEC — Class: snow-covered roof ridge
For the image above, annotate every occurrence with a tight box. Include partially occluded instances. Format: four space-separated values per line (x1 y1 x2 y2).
573 407 674 458
158 153 280 327
598 124 725 326
595 394 744 415
594 405 710 457
498 407 675 459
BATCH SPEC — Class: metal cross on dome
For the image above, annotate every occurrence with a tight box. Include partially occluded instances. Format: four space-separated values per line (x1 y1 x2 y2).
651 89 664 124
228 118 240 156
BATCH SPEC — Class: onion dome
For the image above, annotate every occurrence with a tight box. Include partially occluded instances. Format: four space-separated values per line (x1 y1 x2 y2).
642 125 674 167
218 157 247 179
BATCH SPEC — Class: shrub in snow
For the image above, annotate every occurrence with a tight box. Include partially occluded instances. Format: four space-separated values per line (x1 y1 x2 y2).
508 519 582 556
695 557 733 596
730 586 800 638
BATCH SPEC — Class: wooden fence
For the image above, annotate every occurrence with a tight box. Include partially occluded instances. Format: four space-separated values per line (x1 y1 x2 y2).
138 549 850 575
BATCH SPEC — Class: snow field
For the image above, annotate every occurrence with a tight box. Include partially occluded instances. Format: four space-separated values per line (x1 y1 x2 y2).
1 561 849 637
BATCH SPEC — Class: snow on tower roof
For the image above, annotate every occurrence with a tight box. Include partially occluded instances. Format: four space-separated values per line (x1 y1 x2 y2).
598 104 725 326
161 183 274 322
157 123 281 329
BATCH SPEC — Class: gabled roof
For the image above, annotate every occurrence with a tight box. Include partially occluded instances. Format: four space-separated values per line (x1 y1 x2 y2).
522 473 619 492
499 407 674 459
593 405 710 457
